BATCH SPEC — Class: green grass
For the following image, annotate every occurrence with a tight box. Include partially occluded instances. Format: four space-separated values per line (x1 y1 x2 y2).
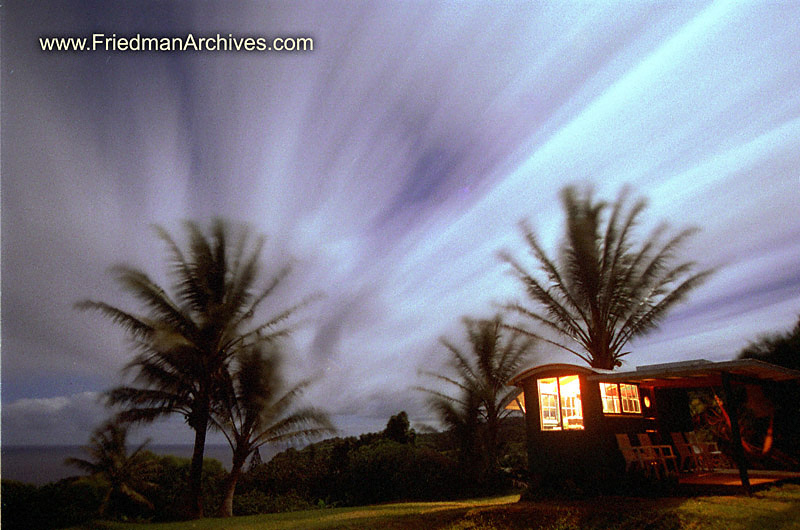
74 484 800 530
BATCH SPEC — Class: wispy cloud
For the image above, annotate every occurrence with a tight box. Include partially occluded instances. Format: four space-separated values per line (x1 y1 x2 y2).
3 1 800 445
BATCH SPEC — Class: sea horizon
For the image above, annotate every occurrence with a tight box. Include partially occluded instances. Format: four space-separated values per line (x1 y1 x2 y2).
0 444 277 486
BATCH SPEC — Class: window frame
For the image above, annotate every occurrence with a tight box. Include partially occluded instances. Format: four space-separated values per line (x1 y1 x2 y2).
537 375 584 431
599 381 643 416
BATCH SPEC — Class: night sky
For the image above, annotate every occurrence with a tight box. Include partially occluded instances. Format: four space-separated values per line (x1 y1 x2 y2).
3 1 800 446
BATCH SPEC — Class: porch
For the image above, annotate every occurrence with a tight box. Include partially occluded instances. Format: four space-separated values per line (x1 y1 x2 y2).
509 359 800 496
678 469 800 495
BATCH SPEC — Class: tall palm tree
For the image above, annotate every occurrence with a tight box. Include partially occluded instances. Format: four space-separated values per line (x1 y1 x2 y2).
419 315 535 480
500 186 712 370
77 219 311 518
65 420 155 518
212 343 335 517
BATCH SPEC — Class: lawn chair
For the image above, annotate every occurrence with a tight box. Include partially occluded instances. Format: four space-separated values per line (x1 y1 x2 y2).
615 434 645 474
637 433 678 475
670 432 702 472
685 431 725 470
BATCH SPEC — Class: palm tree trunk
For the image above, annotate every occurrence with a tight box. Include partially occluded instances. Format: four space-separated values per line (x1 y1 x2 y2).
486 415 499 477
218 448 249 517
187 417 208 519
98 487 112 518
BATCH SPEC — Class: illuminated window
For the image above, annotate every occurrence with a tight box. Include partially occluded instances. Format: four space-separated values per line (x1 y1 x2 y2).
620 384 641 414
537 376 584 431
538 378 560 430
599 382 642 415
600 383 621 414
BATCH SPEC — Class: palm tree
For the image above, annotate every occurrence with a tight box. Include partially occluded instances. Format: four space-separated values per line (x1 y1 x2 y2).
212 343 335 517
65 420 155 518
500 186 712 370
77 219 311 518
419 315 535 481
425 384 483 482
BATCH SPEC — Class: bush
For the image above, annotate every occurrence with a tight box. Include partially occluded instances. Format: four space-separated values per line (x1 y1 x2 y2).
1 477 105 530
339 440 461 505
144 453 227 521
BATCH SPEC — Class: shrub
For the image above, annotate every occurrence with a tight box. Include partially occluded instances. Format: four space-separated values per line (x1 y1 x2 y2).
1 477 105 530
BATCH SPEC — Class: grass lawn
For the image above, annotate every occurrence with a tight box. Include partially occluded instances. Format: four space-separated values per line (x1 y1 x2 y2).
77 483 800 530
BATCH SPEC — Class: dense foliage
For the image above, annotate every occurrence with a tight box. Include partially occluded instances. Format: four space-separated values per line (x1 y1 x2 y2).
235 412 525 512
1 414 526 529
1 454 226 529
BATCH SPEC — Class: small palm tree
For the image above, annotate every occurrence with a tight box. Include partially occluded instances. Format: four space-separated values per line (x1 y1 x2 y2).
65 420 155 518
419 315 535 481
500 186 712 370
212 343 335 517
77 219 312 518
426 386 483 482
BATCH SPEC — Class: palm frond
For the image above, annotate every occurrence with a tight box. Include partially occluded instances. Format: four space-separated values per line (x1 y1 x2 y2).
108 266 195 337
502 185 711 368
74 301 154 341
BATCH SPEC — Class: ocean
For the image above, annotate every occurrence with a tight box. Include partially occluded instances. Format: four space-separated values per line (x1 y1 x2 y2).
1 444 248 486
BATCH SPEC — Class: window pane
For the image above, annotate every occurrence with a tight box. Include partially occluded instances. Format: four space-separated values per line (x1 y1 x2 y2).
558 376 584 430
599 383 621 414
537 378 561 430
620 384 641 414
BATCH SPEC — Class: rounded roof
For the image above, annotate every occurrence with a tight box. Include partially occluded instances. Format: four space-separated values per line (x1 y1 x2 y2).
508 363 599 387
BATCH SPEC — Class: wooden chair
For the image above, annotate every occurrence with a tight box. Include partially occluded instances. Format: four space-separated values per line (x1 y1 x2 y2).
615 434 645 473
637 433 678 475
670 432 702 471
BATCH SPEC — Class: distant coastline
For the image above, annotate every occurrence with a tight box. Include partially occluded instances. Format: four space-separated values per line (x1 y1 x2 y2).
1 444 249 486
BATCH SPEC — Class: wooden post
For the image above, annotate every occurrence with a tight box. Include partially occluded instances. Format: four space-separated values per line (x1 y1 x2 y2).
721 372 751 496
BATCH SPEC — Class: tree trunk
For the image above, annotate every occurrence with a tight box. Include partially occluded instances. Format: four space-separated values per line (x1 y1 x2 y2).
187 416 208 519
98 487 112 518
486 414 499 477
218 448 249 517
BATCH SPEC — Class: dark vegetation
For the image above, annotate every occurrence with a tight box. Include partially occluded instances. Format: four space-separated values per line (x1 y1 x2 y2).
1 413 527 529
1 455 227 530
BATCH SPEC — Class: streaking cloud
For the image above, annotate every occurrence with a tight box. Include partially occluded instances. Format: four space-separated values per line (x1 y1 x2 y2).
3 1 800 443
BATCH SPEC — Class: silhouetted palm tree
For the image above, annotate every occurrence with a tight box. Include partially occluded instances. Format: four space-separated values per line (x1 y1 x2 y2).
419 315 535 480
65 420 155 518
77 219 311 518
500 186 712 370
212 344 334 517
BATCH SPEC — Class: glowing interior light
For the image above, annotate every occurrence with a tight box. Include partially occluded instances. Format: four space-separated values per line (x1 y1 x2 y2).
537 375 584 431
599 382 642 415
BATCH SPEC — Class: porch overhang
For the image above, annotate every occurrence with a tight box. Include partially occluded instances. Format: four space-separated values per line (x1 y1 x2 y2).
585 359 800 389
